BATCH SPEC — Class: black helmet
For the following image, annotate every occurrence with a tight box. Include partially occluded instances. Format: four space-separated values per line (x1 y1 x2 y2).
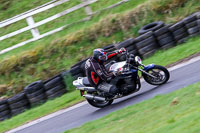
93 48 108 62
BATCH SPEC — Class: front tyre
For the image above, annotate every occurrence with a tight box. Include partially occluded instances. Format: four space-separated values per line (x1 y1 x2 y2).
143 65 170 85
86 99 113 108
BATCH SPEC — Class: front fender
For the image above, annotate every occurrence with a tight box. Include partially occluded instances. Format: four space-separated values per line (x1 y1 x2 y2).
143 64 155 71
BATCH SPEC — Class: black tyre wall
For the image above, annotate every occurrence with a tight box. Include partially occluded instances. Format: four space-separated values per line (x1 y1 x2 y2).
0 99 11 121
24 80 46 107
135 31 158 58
44 74 67 100
24 80 44 94
138 21 164 35
153 21 176 49
8 91 30 116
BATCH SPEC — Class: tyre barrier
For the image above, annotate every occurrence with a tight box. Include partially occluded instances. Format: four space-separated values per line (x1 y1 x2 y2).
71 57 89 78
103 44 116 52
183 12 200 37
169 20 189 44
135 31 158 58
1 12 200 122
69 65 85 79
8 91 29 116
154 24 176 49
44 74 67 100
24 80 46 107
114 38 138 61
138 21 164 35
0 98 11 121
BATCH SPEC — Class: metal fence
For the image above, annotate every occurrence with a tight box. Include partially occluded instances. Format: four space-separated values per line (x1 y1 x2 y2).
0 0 129 55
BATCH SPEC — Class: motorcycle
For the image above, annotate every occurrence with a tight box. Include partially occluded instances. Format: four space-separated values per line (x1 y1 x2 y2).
73 51 170 108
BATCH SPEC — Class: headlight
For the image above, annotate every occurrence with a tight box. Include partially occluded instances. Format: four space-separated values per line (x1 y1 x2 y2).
135 56 142 65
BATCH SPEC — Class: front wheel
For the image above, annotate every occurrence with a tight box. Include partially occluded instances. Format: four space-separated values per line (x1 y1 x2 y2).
86 99 113 108
143 65 170 85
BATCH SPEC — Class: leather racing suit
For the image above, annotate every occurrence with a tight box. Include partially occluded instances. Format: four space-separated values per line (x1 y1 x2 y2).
85 51 120 94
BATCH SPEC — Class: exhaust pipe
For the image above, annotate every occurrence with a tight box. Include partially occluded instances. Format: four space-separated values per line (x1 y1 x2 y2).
83 94 105 102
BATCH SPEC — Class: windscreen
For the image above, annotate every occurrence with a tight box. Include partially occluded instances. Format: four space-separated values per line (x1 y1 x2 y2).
109 61 126 72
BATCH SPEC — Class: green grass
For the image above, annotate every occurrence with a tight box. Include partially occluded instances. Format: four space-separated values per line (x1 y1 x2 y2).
0 0 52 20
65 82 200 133
0 35 200 132
0 90 84 133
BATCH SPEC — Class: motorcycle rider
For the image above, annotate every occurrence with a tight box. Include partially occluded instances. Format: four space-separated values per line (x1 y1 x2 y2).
85 48 126 97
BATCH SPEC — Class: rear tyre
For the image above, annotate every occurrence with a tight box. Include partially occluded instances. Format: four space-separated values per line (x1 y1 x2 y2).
86 98 113 108
143 65 170 85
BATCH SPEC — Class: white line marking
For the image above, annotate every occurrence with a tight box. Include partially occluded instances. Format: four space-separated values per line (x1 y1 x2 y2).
168 56 200 72
6 55 200 133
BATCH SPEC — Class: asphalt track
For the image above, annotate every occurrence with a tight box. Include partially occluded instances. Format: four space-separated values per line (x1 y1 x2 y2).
8 58 200 133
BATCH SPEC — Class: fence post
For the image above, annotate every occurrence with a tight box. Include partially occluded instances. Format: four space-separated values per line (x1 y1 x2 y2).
81 0 93 16
26 16 40 39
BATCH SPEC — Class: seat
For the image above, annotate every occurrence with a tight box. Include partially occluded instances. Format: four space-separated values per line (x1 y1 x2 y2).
83 77 92 86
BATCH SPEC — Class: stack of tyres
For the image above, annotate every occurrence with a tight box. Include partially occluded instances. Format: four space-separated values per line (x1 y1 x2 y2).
8 91 29 116
114 38 138 61
135 31 158 59
0 98 10 121
183 12 200 37
69 56 90 79
103 44 116 52
71 58 89 78
154 24 176 49
69 65 85 79
24 80 46 107
169 20 188 44
138 21 164 35
79 58 89 76
44 74 67 100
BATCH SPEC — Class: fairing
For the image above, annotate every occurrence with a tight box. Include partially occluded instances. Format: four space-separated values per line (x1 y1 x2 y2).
109 61 126 72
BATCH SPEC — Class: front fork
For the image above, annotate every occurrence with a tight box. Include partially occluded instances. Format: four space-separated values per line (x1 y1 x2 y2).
133 64 157 79
136 75 141 91
138 68 157 79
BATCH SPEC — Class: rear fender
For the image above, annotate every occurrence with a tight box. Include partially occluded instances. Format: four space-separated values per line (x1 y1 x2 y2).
73 77 96 92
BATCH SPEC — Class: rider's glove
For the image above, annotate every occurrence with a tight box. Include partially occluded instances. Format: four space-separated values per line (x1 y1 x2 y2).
118 48 126 54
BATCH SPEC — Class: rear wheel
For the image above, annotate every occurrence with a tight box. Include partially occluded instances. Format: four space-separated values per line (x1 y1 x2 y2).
143 65 170 85
86 98 113 108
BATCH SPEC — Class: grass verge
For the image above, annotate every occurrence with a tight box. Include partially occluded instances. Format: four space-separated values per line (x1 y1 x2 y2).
0 36 200 132
65 82 200 133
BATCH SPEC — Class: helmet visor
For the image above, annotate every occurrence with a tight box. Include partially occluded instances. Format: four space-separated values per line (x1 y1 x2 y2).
98 52 107 61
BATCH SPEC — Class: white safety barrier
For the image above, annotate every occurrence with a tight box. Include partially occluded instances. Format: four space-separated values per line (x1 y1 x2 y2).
0 0 129 55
